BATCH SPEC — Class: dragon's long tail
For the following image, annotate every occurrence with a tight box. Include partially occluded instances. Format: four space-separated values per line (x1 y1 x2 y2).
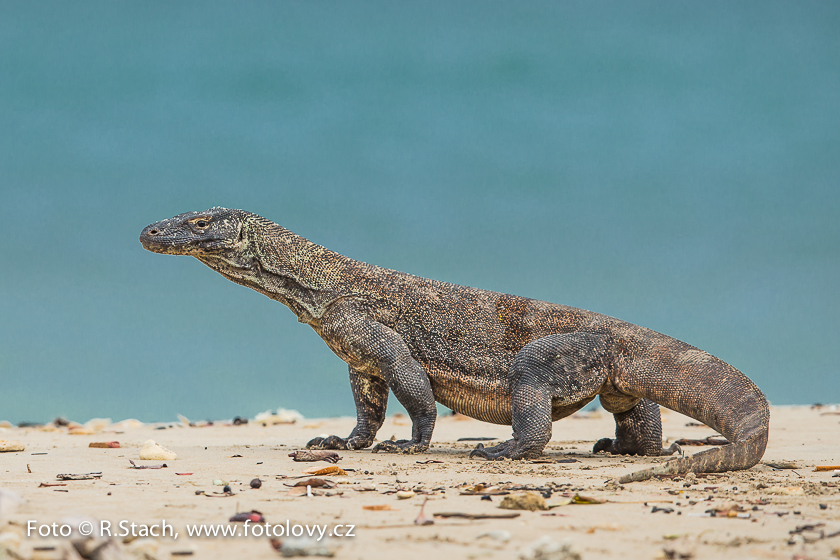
618 428 768 483
614 336 770 483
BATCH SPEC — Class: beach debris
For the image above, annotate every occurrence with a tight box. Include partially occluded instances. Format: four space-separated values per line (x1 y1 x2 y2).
0 489 22 517
363 505 396 511
84 418 112 432
39 482 68 488
706 504 751 518
414 497 434 525
139 440 177 461
128 460 167 469
460 484 509 496
72 536 124 560
271 536 336 557
89 441 120 448
232 416 249 425
652 506 675 514
476 530 511 543
175 472 193 476
499 492 548 511
230 510 265 523
396 491 415 500
674 436 728 446
765 485 805 496
289 450 341 463
457 436 499 441
556 458 579 463
213 479 228 486
815 465 840 472
0 421 13 429
435 511 521 520
519 536 581 560
765 461 798 469
415 459 444 464
69 427 98 436
0 441 25 453
571 494 605 505
223 485 232 494
256 407 304 426
302 465 346 476
57 473 103 480
287 478 335 489
127 537 159 559
111 418 144 430
251 478 263 489
0 531 23 559
661 548 694 559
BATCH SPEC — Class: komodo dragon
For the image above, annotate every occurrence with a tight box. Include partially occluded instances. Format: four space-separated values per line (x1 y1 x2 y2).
140 207 769 482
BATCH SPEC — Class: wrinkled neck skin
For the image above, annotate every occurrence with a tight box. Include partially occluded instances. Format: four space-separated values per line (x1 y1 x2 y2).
195 214 358 326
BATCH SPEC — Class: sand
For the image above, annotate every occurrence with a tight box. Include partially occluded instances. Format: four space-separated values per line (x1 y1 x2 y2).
1 405 838 560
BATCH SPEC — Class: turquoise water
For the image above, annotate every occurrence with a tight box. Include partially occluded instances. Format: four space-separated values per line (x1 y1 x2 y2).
1 2 838 424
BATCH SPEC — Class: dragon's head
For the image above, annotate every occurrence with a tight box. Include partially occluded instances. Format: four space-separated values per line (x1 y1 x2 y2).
140 207 244 256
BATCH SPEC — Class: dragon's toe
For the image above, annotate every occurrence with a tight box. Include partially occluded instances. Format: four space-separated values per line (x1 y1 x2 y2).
306 435 348 450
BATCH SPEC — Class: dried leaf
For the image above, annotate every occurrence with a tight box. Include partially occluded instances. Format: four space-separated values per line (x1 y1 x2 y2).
363 505 396 511
573 494 605 505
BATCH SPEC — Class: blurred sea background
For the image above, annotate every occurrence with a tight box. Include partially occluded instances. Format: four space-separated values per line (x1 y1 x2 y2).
1 2 838 424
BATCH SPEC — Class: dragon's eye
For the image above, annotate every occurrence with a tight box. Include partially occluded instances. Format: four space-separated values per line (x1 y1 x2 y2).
196 220 207 228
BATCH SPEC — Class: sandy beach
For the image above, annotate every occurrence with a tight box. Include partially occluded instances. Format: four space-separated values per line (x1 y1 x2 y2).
1 405 838 560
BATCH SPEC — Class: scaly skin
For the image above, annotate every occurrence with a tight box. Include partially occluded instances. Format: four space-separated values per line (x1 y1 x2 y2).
140 208 770 482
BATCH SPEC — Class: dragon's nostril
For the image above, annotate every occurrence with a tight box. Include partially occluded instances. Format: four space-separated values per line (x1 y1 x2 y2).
149 229 159 235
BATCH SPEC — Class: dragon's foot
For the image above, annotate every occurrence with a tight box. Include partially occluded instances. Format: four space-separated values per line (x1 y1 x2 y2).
370 439 429 454
306 435 372 451
593 437 682 457
469 439 541 460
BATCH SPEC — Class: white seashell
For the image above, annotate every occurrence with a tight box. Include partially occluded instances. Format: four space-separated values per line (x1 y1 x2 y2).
139 440 177 461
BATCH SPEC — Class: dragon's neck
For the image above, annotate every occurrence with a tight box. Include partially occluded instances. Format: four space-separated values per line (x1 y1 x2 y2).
197 215 362 324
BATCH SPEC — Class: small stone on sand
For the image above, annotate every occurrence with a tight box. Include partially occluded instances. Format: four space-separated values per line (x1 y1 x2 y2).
0 441 25 453
499 492 548 511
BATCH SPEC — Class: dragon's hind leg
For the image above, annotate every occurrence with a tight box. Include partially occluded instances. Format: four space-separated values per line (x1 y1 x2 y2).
593 398 680 456
470 332 610 461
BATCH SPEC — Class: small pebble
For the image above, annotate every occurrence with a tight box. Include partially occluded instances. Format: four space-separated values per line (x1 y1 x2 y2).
250 478 262 489
396 491 415 500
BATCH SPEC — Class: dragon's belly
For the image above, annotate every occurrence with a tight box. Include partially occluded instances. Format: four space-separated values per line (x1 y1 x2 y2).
421 360 514 425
